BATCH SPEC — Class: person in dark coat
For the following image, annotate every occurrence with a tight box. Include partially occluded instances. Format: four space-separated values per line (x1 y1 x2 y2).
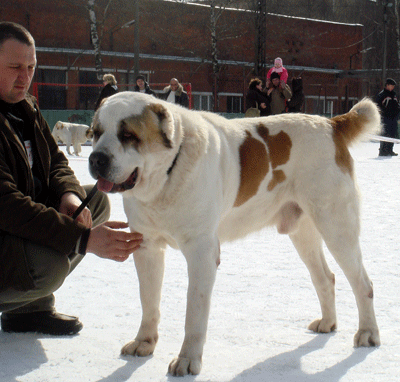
0 22 142 336
376 78 400 156
94 73 118 110
245 78 271 117
287 77 305 113
161 78 189 108
134 75 156 96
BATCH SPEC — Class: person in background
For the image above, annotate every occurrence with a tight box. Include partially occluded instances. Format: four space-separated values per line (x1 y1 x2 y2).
267 72 292 115
94 73 118 110
245 78 270 117
161 78 189 107
287 77 305 113
0 22 142 336
266 57 289 88
134 75 155 96
376 78 400 156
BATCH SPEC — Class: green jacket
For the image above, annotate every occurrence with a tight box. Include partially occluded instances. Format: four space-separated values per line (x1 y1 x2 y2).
270 84 292 115
0 95 87 292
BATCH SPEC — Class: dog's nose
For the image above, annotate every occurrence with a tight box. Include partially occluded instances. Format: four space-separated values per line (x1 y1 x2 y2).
89 152 110 176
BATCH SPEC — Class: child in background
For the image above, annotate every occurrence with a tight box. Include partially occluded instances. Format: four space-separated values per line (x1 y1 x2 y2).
266 57 288 87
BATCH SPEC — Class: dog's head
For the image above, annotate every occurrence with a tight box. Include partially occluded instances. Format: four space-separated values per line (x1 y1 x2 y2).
85 128 94 140
89 92 181 199
52 121 65 140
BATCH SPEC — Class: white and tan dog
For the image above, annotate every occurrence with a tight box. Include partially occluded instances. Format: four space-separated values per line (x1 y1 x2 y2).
89 92 381 376
52 121 93 156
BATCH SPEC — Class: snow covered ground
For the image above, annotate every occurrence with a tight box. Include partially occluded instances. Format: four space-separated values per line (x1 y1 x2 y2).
1 141 399 382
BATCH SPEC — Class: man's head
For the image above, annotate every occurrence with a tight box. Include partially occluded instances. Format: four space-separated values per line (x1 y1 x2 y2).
0 22 36 104
385 78 396 92
270 72 281 87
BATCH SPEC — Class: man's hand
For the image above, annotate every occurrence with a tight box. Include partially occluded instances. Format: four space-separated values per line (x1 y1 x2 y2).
59 192 92 228
86 221 143 262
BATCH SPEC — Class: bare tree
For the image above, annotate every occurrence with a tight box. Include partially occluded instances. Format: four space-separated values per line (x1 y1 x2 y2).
87 0 104 80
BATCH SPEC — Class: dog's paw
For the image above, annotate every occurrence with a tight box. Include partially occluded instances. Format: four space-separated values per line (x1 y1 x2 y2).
354 329 380 347
121 339 156 357
308 318 336 333
168 356 202 376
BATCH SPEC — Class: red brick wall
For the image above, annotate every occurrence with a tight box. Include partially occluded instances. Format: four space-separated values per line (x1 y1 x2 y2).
1 0 365 113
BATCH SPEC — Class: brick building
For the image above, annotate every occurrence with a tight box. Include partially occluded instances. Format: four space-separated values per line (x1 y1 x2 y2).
1 0 368 115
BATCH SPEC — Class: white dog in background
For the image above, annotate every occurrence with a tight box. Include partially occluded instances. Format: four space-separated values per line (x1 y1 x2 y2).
52 121 93 156
89 92 381 376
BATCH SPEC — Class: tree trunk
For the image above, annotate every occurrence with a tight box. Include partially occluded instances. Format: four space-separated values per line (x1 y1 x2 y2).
210 1 220 112
88 0 103 80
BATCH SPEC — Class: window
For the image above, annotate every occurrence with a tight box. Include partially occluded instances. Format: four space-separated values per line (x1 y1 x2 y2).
227 96 243 113
192 93 212 111
79 71 99 110
36 69 66 110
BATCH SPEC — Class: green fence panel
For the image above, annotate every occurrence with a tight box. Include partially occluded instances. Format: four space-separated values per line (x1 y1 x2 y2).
42 110 95 131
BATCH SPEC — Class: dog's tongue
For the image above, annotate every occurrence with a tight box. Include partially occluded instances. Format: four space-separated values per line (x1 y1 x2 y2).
97 177 114 193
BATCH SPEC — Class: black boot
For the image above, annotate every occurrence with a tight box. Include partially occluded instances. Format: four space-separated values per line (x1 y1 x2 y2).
1 311 83 335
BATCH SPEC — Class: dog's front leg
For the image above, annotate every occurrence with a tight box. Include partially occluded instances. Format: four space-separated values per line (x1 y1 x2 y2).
168 236 220 376
121 244 165 357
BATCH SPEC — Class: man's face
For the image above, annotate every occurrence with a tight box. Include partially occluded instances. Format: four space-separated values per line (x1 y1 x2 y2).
386 84 395 92
0 38 36 104
136 78 145 90
272 78 280 87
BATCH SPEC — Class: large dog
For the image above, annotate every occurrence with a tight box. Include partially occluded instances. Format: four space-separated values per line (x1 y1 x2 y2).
89 92 381 376
52 121 93 156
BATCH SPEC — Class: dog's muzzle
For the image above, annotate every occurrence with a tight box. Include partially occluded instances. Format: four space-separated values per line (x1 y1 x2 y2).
89 152 138 193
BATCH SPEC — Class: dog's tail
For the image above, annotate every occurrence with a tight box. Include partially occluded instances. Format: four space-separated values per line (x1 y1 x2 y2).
330 97 382 146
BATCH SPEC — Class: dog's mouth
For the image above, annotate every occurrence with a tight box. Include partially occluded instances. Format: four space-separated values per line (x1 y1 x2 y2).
96 168 139 193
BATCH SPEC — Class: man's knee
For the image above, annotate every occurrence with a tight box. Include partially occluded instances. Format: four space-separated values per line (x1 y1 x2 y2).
25 243 70 296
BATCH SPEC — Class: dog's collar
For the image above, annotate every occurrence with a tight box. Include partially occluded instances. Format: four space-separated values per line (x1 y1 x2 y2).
167 145 182 176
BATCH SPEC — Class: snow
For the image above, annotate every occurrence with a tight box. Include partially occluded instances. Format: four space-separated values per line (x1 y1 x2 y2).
1 141 399 382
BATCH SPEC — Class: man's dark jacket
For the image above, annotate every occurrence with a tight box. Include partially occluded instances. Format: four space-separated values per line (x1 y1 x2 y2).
0 95 87 292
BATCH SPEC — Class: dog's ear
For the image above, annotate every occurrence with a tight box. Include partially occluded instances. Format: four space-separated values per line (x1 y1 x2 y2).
147 103 175 149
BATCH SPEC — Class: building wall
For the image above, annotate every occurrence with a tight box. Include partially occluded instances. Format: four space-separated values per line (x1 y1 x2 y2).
1 0 365 114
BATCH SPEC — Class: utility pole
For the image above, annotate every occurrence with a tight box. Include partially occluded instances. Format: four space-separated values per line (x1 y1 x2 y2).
382 0 393 85
134 0 140 80
255 0 267 84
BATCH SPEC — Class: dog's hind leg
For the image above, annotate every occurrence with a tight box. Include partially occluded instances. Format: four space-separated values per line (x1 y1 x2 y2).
168 235 220 376
121 245 165 357
313 195 380 347
289 215 337 333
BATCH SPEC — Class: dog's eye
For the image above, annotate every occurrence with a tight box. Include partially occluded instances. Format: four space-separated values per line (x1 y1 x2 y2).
122 131 140 143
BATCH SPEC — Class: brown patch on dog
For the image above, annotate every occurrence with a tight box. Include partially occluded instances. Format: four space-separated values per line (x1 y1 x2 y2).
329 111 367 176
331 110 366 145
118 104 173 150
256 124 292 169
332 133 353 176
267 169 287 191
91 113 103 144
234 131 269 207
